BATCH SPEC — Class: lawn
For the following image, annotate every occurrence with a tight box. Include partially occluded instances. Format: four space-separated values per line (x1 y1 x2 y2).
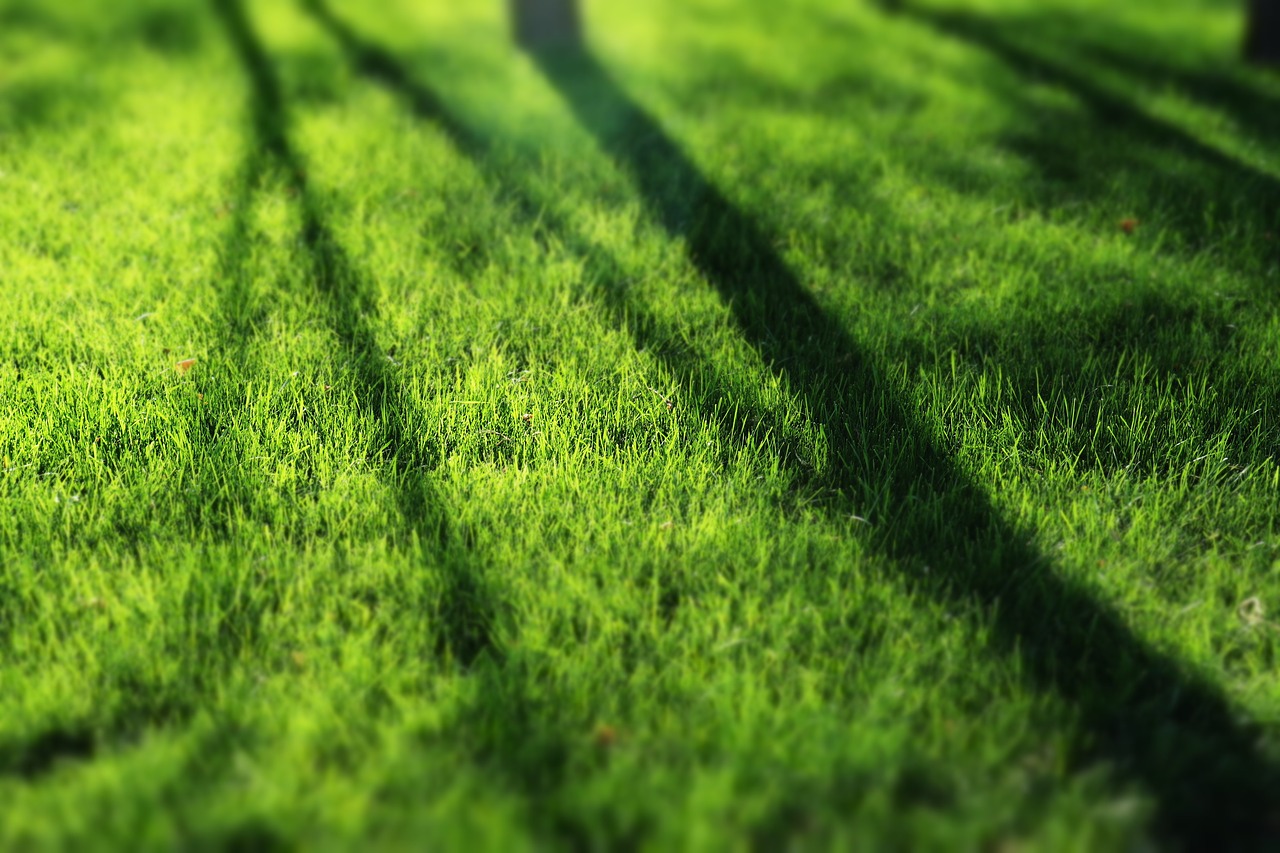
2 0 1279 848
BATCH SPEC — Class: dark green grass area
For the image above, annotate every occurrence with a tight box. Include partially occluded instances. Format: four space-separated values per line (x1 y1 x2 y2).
2 0 1279 848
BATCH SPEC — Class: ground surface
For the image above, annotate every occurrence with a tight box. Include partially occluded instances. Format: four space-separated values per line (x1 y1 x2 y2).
2 0 1279 848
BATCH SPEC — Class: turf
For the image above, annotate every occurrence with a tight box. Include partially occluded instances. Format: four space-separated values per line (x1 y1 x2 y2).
2 0 1279 848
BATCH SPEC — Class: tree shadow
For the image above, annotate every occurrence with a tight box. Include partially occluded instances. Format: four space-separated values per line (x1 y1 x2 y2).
1064 30 1280 148
0 687 194 781
299 2 1280 846
209 0 498 668
0 679 292 849
0 0 206 54
873 0 1280 135
905 290 1280 482
0 0 209 142
531 51 1280 847
895 6 1279 283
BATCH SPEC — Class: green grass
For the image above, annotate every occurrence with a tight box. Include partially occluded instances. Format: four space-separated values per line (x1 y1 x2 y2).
2 0 1279 848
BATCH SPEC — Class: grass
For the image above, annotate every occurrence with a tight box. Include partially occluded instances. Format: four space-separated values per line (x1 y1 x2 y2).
1 0 1279 848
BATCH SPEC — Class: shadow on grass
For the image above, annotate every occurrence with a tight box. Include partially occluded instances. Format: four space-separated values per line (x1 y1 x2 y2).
631 5 1277 307
1 727 99 779
1073 36 1280 149
530 47 1280 845
0 702 197 784
897 6 1279 279
209 0 498 669
0 684 291 850
893 288 1280 484
0 0 206 55
0 670 196 780
296 1 1280 845
887 3 1280 150
0 0 210 142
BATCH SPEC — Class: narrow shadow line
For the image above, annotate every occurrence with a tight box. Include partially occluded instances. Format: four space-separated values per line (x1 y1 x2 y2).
297 3 1280 843
209 0 498 668
1075 39 1280 147
908 9 1280 233
299 0 482 151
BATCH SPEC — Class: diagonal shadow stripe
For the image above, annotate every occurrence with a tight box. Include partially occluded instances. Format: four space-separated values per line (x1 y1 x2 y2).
1015 10 1280 149
209 0 498 668
299 1 1280 845
898 6 1280 273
